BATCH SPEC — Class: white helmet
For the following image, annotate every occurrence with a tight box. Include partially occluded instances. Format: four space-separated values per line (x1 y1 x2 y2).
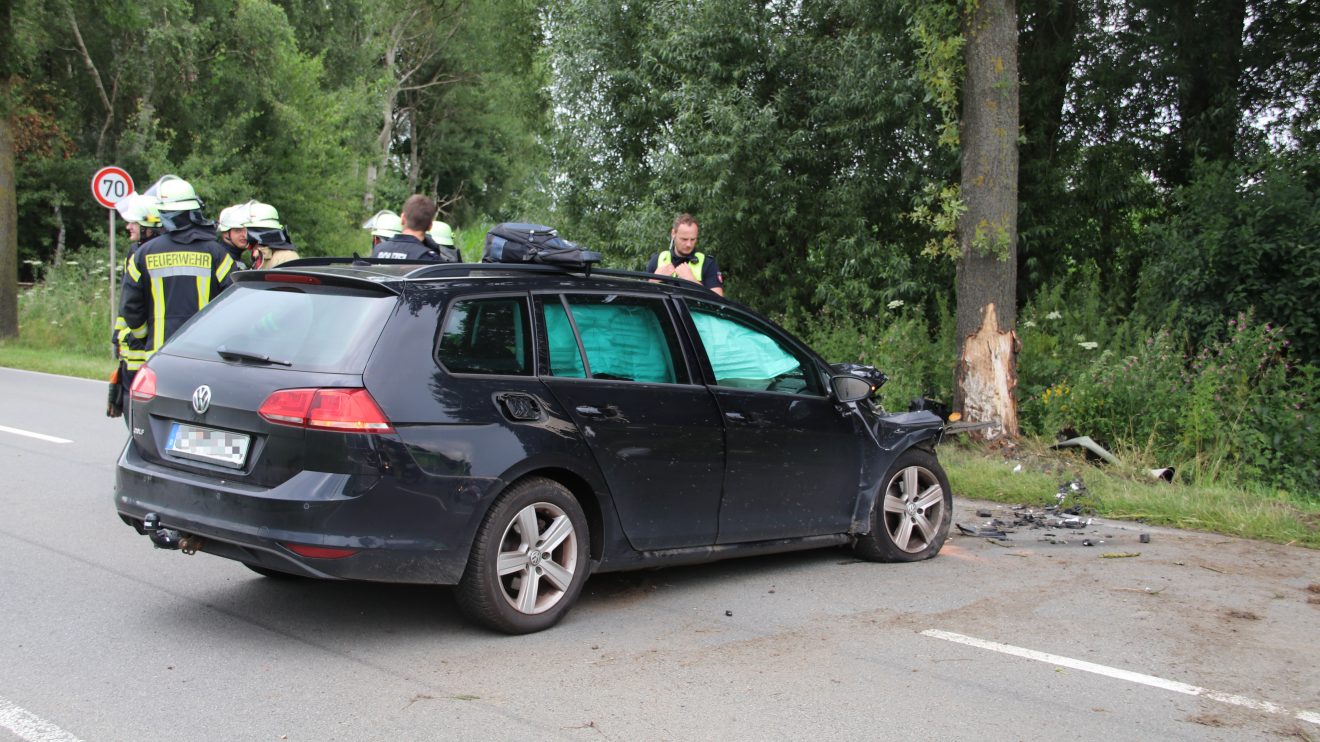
362 209 402 239
155 177 203 212
428 220 455 246
216 202 252 232
115 193 161 228
243 202 283 230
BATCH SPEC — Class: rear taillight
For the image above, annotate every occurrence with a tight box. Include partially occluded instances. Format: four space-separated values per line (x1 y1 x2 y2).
258 388 394 434
130 366 157 402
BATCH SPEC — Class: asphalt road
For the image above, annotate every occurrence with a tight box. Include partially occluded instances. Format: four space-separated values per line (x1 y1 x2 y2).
1 366 1317 741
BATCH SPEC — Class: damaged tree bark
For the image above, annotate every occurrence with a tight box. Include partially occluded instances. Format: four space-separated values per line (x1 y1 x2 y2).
954 0 1020 440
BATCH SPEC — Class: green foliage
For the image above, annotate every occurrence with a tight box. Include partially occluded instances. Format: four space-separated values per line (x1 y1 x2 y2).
783 300 956 412
1022 291 1319 498
545 0 949 315
1135 150 1320 366
16 247 114 357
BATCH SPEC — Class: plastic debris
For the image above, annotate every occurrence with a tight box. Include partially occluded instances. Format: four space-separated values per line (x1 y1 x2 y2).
957 523 1009 539
1051 435 1120 465
1148 467 1175 482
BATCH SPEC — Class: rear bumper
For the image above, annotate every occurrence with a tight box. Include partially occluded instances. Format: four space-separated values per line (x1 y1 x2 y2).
114 442 497 584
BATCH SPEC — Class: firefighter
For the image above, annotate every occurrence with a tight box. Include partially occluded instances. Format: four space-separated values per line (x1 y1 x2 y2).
362 210 402 251
119 178 235 376
106 193 162 419
242 202 300 269
427 220 461 263
216 202 253 266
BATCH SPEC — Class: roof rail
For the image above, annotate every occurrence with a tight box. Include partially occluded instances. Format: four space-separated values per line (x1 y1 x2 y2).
263 256 702 291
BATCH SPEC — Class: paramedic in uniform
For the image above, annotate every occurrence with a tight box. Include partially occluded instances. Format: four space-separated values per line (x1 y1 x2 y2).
119 177 235 367
646 213 724 295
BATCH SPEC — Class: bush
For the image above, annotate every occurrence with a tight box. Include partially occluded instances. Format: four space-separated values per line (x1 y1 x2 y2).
782 300 955 413
1028 306 1319 499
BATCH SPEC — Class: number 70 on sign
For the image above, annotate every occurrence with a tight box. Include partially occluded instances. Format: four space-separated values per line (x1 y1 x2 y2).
91 166 135 209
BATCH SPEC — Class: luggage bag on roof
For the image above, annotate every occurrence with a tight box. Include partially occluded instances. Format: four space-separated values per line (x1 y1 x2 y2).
483 223 601 268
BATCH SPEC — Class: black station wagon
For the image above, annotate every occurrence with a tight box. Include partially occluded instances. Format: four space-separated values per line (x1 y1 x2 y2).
114 257 953 633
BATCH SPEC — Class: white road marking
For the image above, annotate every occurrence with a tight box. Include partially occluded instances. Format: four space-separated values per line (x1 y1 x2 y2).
0 696 84 742
922 629 1319 726
0 425 72 444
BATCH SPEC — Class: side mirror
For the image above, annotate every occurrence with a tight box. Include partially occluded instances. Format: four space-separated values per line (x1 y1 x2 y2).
831 375 874 403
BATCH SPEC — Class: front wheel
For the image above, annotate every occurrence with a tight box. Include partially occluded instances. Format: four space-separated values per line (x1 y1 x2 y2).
456 477 590 634
853 448 952 562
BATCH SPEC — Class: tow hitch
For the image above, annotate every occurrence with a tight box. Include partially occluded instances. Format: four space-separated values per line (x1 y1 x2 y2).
142 512 203 554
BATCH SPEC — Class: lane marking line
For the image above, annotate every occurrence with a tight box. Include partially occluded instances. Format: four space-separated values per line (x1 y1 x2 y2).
0 425 72 444
0 696 84 742
921 629 1319 726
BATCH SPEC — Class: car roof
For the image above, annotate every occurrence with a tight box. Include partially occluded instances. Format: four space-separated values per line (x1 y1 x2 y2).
247 257 723 300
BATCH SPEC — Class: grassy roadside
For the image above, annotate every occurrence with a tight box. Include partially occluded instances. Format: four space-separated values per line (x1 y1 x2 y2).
2 340 1315 549
942 441 1320 548
0 343 110 381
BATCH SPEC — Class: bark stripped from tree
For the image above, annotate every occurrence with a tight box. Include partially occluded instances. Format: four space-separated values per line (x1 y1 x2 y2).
954 0 1020 440
957 302 1019 437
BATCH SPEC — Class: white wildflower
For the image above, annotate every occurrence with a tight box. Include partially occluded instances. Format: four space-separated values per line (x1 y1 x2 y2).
886 300 905 310
1046 311 1062 320
1078 341 1099 350
1022 320 1036 328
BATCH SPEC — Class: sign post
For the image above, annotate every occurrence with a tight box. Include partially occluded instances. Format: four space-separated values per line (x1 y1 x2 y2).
91 166 134 356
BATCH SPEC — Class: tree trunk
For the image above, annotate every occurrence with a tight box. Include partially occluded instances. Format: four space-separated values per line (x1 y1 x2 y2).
0 113 17 339
955 0 1020 440
365 38 401 211
52 202 66 267
1164 0 1247 187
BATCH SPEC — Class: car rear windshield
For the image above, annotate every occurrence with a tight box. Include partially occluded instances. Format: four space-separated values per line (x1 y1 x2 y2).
164 284 395 373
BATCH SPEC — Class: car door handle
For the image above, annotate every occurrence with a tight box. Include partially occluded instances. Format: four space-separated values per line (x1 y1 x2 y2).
576 404 621 420
724 411 746 422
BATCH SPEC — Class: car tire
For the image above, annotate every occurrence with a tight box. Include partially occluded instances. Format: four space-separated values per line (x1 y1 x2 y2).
456 477 590 634
243 563 306 579
853 448 952 563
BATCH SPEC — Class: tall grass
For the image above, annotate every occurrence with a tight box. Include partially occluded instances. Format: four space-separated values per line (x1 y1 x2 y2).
15 248 117 359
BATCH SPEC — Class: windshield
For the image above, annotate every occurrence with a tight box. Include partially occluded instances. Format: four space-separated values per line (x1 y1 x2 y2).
164 284 394 373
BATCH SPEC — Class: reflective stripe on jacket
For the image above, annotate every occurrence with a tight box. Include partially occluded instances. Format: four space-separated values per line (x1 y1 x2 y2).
119 225 235 361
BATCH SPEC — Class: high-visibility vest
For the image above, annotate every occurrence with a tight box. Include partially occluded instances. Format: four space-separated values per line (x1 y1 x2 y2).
657 250 705 281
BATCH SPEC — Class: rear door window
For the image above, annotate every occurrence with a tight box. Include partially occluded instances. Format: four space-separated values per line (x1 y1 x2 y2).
164 284 394 373
436 296 533 376
540 294 688 384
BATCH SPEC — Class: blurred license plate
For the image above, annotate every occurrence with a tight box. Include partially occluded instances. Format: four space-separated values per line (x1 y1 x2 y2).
166 422 250 469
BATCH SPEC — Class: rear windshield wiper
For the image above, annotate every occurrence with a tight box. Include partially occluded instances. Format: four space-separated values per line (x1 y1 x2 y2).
216 346 293 367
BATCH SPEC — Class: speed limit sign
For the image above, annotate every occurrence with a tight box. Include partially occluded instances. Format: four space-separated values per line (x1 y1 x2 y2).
91 166 134 208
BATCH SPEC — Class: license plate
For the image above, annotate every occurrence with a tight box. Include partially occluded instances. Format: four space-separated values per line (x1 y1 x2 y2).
166 422 251 469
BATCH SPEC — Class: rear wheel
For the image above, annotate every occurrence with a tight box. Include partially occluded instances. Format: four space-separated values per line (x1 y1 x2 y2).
853 448 951 562
456 477 590 634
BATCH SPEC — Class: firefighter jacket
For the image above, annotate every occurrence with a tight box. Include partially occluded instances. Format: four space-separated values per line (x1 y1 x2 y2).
120 225 236 363
112 242 150 371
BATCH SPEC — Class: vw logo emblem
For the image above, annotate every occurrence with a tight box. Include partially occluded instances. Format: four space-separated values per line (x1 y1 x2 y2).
191 385 212 415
